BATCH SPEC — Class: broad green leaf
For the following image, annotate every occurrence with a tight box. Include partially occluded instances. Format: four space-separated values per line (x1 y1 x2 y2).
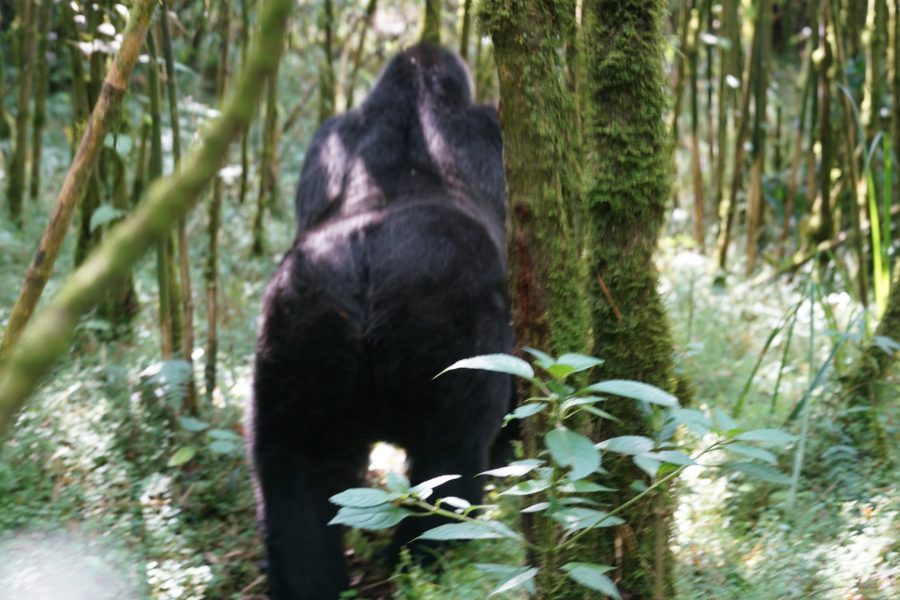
329 505 410 529
561 396 603 411
725 444 777 465
597 435 654 455
582 380 678 407
207 440 238 454
167 445 197 467
642 450 696 466
89 203 125 232
547 364 578 380
208 428 242 441
410 475 460 496
670 408 711 434
418 520 520 541
734 429 796 447
178 416 209 432
545 427 601 481
559 496 600 506
552 508 624 531
562 481 616 493
633 455 661 478
523 347 555 369
330 488 399 508
488 567 538 597
480 459 543 478
438 496 471 510
723 461 791 484
500 479 551 496
437 354 534 380
504 402 546 423
385 472 410 493
521 502 550 513
711 409 738 433
556 353 604 372
563 563 621 599
581 406 621 422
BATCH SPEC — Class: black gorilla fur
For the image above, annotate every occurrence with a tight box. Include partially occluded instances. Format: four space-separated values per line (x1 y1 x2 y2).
247 44 513 599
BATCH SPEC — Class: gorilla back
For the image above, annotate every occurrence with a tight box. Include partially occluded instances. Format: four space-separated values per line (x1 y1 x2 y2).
248 44 512 599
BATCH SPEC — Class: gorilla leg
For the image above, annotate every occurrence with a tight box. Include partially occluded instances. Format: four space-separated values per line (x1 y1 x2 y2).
255 441 369 600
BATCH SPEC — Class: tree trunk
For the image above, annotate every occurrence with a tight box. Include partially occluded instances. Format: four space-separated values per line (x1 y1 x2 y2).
318 0 335 123
7 0 36 226
205 0 233 398
481 0 594 595
583 0 679 597
251 53 282 257
29 0 53 201
422 0 441 44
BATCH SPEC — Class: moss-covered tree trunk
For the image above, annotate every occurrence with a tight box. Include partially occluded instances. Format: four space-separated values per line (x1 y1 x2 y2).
583 0 679 597
481 0 594 596
318 0 335 123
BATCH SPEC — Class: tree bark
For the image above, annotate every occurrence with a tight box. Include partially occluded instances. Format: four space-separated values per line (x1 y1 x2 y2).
29 0 53 201
583 0 679 596
422 0 441 45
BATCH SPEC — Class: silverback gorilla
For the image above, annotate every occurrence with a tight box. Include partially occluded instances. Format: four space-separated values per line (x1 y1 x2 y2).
247 44 513 599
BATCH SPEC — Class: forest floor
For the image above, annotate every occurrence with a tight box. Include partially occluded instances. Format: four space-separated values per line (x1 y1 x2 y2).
1 91 898 599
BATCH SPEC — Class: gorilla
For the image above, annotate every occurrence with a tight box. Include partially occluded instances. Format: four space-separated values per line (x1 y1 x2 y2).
247 43 512 599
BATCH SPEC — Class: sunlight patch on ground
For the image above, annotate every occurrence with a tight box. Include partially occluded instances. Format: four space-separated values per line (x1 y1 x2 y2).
0 532 139 599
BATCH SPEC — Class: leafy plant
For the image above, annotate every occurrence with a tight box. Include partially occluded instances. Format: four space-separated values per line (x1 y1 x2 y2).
328 352 796 598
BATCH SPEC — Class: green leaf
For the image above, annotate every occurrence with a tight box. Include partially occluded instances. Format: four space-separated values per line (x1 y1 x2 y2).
418 520 520 541
733 429 796 447
438 496 471 510
725 444 777 465
504 402 546 423
597 435 654 455
552 508 624 531
723 461 791 484
89 203 126 232
547 364 578 380
167 445 197 467
561 396 603 411
329 505 411 529
480 459 543 478
410 475 460 496
488 567 538 597
330 488 399 508
670 408 711 434
633 455 661 478
385 472 410 493
556 353 604 372
207 428 241 441
582 380 678 407
523 347 555 369
178 416 209 432
642 450 696 466
563 563 621 599
564 481 616 493
437 354 534 379
711 408 738 433
521 502 550 513
545 427 601 481
581 406 621 422
207 439 238 454
500 479 551 496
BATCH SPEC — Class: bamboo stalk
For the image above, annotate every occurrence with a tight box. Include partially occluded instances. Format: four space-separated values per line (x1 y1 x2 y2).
0 0 294 434
28 0 53 201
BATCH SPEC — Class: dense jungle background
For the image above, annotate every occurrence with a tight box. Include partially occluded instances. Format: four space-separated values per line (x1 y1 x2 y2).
0 0 898 598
